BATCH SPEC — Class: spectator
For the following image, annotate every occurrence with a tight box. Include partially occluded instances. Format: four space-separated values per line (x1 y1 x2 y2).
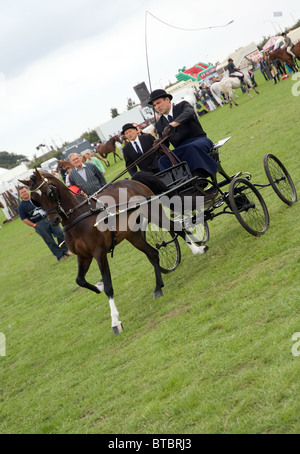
82 152 106 175
18 186 70 262
68 153 107 196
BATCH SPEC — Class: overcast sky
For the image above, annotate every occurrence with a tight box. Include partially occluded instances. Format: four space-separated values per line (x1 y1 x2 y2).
0 0 299 160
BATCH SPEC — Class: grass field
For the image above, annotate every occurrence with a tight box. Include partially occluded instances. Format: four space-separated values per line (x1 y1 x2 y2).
1 71 300 434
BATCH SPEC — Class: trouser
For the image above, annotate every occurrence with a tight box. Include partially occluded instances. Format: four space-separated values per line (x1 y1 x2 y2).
287 46 296 59
206 99 216 111
35 218 68 260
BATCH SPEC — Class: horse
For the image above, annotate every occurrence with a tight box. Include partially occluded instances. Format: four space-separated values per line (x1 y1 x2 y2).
213 70 259 108
19 169 208 335
94 136 123 165
268 47 299 73
210 82 239 107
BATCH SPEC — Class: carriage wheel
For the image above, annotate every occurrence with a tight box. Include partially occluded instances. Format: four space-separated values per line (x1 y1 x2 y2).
142 222 181 274
263 153 297 206
228 178 269 236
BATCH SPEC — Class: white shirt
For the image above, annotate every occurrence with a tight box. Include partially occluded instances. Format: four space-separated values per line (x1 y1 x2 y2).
76 163 87 181
163 105 174 122
130 136 143 153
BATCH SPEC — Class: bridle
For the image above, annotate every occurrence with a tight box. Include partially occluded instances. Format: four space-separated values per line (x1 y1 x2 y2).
30 178 71 218
30 177 105 225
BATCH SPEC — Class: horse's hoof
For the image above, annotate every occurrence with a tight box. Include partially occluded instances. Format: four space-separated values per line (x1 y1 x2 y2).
154 289 163 299
112 323 124 335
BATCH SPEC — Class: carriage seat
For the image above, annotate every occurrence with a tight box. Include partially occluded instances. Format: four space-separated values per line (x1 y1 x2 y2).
155 161 193 189
209 136 232 162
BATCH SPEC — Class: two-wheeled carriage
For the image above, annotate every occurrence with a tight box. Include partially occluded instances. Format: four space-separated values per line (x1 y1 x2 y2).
143 137 297 273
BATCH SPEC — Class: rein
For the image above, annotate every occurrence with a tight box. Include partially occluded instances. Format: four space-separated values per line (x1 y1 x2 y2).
32 136 176 231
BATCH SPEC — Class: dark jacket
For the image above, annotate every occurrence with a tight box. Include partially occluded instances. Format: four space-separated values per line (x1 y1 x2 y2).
68 162 107 195
156 101 206 148
123 133 160 177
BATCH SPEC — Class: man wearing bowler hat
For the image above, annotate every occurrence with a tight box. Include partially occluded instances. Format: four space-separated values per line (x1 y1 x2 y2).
121 123 160 177
148 89 218 181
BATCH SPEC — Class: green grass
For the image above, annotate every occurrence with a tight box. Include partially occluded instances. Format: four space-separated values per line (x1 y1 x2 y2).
0 72 300 434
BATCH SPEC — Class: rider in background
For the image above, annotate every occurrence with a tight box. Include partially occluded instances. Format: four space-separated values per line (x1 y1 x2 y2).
227 58 244 82
282 32 296 59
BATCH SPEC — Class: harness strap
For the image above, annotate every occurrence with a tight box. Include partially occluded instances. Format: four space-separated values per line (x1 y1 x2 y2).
108 231 117 258
63 207 104 232
159 143 182 166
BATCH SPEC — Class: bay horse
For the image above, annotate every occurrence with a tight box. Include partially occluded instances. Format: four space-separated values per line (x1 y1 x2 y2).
213 71 259 108
268 48 299 73
94 136 123 165
19 169 207 335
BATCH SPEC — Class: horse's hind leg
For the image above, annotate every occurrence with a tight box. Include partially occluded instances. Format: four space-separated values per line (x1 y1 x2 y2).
126 231 164 299
113 152 123 163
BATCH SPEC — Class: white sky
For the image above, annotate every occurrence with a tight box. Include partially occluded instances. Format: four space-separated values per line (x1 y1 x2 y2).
0 0 299 160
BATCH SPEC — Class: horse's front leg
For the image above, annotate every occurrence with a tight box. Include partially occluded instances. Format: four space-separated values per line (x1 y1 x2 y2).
76 255 103 294
96 251 123 335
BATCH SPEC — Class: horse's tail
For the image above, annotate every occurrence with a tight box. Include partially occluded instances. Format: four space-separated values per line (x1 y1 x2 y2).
210 83 223 106
132 171 169 195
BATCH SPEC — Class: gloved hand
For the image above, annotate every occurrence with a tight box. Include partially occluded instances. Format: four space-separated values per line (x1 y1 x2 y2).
162 124 173 138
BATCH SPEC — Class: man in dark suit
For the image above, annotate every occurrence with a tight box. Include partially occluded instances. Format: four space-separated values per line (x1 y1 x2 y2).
148 89 218 179
121 123 160 177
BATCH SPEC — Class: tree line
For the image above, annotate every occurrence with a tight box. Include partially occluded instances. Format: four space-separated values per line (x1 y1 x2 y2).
0 151 28 169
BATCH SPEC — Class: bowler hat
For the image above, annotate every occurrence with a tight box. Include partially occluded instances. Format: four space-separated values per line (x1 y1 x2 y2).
148 89 173 105
121 123 138 134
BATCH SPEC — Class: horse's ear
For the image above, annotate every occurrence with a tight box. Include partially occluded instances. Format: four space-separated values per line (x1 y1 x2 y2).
18 178 31 186
33 167 43 179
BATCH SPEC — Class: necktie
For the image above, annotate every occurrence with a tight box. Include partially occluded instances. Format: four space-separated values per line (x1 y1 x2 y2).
134 141 143 155
167 115 173 123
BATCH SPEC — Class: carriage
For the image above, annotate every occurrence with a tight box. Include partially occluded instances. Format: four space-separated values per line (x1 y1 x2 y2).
142 137 297 274
21 136 297 334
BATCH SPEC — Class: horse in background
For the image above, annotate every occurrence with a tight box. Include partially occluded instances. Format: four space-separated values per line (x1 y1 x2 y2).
210 81 239 107
94 136 123 165
268 46 299 73
212 70 259 108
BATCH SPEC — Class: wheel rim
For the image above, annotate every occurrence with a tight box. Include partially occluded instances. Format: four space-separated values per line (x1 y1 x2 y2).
229 178 269 236
144 223 181 273
264 154 297 205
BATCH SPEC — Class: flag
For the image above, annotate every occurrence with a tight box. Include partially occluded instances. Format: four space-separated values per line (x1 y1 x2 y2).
273 11 283 17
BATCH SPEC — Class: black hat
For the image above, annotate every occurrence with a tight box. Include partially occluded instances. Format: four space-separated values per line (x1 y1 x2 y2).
148 89 173 105
121 123 138 134
228 58 233 62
